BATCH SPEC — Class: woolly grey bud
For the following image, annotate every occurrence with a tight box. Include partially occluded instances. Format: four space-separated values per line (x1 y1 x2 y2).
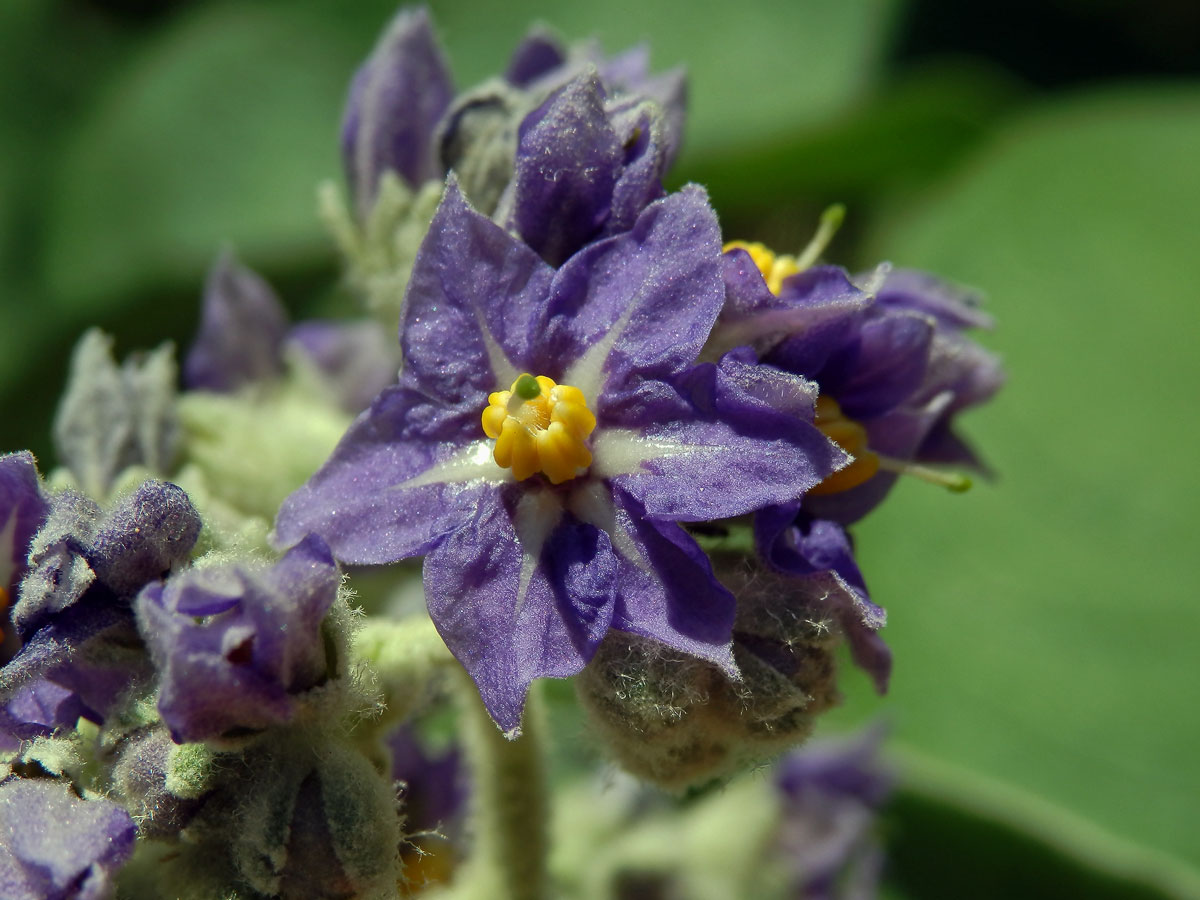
577 556 846 791
107 726 204 839
53 329 179 499
171 733 403 899
436 78 529 216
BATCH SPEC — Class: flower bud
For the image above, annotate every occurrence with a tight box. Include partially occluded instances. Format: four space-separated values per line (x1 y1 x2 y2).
578 557 855 791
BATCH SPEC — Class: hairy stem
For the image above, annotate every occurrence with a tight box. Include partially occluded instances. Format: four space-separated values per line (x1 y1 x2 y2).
457 674 549 900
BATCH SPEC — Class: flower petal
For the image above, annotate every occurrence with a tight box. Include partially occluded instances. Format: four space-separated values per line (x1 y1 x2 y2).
504 27 567 88
0 780 136 898
551 186 724 405
875 267 993 330
423 488 617 734
720 262 869 365
402 182 555 398
569 485 736 673
0 451 48 597
184 250 288 392
755 508 890 692
603 97 668 238
593 351 846 521
818 310 935 419
273 383 506 564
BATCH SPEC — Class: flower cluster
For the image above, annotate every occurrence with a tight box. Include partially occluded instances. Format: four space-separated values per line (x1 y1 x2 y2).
0 5 1001 898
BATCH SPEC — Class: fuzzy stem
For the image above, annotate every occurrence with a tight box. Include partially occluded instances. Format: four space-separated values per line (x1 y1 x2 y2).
457 674 550 900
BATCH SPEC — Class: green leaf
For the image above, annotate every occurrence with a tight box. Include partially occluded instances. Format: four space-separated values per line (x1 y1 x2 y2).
42 2 381 311
883 746 1200 900
428 0 896 157
832 86 1200 868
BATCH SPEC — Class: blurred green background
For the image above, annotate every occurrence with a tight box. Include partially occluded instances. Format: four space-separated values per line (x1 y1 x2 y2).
2 0 1198 896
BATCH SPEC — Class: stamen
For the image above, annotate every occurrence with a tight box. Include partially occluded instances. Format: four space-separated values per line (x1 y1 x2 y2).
481 374 597 484
876 456 973 493
793 203 845 272
722 204 845 297
808 394 972 495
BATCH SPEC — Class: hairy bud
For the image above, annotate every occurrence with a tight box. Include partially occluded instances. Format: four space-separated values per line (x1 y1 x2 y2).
578 556 849 790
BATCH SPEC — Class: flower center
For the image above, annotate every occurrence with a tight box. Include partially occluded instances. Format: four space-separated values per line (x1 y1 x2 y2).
809 396 881 496
724 241 800 296
481 374 597 484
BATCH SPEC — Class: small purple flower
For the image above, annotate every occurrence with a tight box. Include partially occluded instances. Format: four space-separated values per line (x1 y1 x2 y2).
717 252 1002 526
134 534 340 743
775 727 893 899
504 30 686 167
276 183 842 733
15 480 202 640
0 480 200 731
342 6 455 214
0 679 87 750
503 72 673 267
0 779 136 900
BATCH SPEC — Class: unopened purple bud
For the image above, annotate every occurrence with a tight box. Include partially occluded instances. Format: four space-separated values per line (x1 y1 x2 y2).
135 535 340 744
342 7 454 216
184 250 289 393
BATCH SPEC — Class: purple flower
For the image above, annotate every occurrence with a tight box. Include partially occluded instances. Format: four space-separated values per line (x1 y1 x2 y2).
502 72 673 267
0 679 87 750
0 779 136 900
717 252 1002 526
134 534 339 743
0 480 200 732
342 6 454 214
503 30 686 167
275 184 842 733
775 727 893 899
183 251 400 412
184 249 290 393
0 452 48 624
344 8 685 225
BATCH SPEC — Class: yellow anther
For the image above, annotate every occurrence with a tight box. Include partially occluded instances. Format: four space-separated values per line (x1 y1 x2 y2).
481 374 597 484
809 395 972 496
723 240 800 295
808 395 880 496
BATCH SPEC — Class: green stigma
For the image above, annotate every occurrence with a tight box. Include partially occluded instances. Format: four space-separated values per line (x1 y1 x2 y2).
514 373 542 400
